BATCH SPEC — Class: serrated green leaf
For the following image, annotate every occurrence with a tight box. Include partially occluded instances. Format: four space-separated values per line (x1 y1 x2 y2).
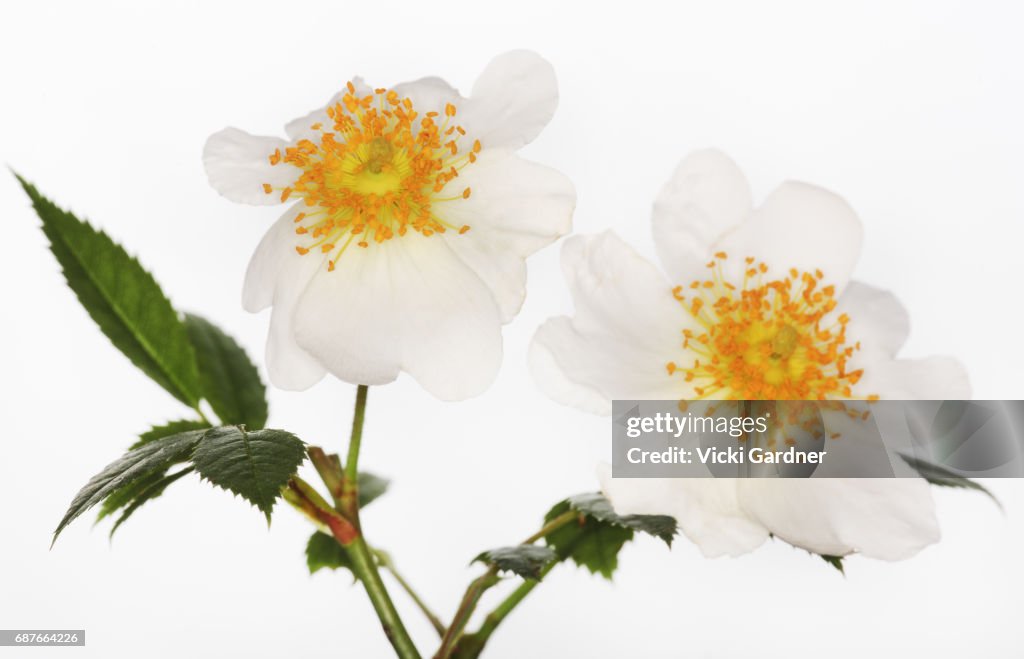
358 472 390 508
900 454 1000 507
191 427 306 521
544 500 632 579
820 554 846 575
306 531 355 576
17 176 200 407
565 493 677 546
131 418 210 450
183 314 268 429
96 469 169 522
109 467 194 537
53 430 206 544
473 545 557 580
542 493 678 580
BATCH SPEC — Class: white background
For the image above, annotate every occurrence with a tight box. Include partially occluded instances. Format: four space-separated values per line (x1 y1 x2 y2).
2 1 1022 657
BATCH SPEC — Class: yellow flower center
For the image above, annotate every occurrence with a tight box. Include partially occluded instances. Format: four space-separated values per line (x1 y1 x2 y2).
263 82 481 271
666 253 877 401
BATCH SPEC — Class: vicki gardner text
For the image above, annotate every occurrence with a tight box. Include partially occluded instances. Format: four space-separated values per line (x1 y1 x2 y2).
626 445 827 465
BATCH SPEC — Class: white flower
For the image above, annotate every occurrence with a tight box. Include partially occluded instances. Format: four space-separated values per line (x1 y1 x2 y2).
530 150 969 560
204 51 575 400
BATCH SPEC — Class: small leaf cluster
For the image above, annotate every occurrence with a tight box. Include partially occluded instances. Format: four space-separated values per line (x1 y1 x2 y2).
544 493 677 580
17 177 303 541
55 426 306 543
472 545 558 580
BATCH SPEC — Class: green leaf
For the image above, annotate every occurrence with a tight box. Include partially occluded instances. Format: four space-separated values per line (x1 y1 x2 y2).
191 427 306 522
183 314 268 429
543 493 678 580
131 419 210 450
96 469 170 522
109 467 194 537
358 472 390 508
306 531 355 576
17 176 200 407
473 545 558 580
544 500 632 579
820 554 846 575
566 492 676 546
53 430 206 544
900 454 1000 507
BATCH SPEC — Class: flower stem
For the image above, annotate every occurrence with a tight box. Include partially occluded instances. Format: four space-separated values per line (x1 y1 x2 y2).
433 509 579 659
434 569 499 659
340 385 421 659
522 510 578 544
341 384 369 515
465 560 554 651
376 549 447 637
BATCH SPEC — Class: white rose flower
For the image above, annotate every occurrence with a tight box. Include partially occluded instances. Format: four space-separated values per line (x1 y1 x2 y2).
530 150 969 560
204 51 575 400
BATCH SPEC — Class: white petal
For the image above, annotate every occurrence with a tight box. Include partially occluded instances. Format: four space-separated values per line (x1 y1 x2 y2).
528 327 612 415
285 78 373 142
465 50 558 151
441 150 575 322
736 479 940 559
528 233 697 412
652 150 753 283
203 128 298 205
714 181 863 293
835 281 911 359
391 76 461 112
241 208 329 390
242 205 304 313
265 301 329 391
855 355 971 400
291 236 503 401
598 464 769 558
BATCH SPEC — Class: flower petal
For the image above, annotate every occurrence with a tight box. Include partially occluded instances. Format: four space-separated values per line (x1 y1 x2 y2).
391 76 461 112
265 301 329 391
465 50 558 151
652 150 753 283
835 280 911 359
528 232 697 413
291 237 503 400
855 355 971 400
203 127 298 205
598 464 769 558
241 207 329 390
528 326 612 415
714 181 863 293
736 479 940 559
441 150 575 322
242 205 305 313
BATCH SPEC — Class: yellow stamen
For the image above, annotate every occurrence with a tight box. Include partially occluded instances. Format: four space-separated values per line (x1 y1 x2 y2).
265 83 481 270
669 255 875 401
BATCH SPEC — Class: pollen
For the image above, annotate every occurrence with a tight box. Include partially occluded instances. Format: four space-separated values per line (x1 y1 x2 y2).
669 255 874 401
263 84 481 270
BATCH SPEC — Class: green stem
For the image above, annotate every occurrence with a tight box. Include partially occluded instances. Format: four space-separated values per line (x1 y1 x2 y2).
341 384 369 515
376 550 447 637
339 385 421 659
308 446 344 504
434 510 580 659
471 560 553 645
522 510 577 544
348 535 420 657
434 569 499 659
